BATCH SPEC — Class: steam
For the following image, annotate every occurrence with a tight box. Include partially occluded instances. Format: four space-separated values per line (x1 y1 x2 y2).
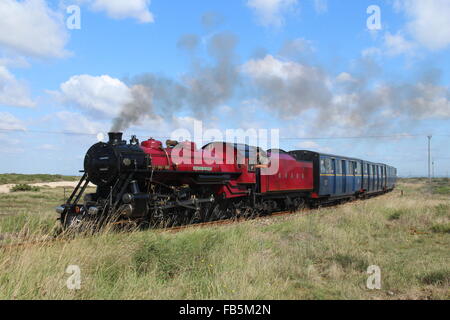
110 29 450 137
242 51 450 135
111 85 154 132
111 32 240 131
201 11 224 30
177 34 200 52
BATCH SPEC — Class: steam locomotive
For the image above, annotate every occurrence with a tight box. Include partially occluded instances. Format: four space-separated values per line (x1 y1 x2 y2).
56 132 397 229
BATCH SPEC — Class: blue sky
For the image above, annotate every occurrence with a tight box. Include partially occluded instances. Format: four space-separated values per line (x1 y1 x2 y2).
0 0 449 177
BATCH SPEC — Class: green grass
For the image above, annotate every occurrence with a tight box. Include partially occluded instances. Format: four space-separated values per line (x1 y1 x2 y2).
0 179 449 300
434 186 450 195
0 186 96 237
0 174 79 185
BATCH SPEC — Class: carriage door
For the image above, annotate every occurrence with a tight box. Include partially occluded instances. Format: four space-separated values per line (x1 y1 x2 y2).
332 158 337 194
351 161 356 192
341 160 347 193
376 166 380 190
374 166 378 190
384 167 387 189
372 165 376 190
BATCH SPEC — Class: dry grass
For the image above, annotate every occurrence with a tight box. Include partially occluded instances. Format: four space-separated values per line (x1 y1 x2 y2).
0 179 449 300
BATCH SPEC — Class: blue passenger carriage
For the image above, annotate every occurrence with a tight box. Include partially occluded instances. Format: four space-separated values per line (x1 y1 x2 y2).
289 150 397 202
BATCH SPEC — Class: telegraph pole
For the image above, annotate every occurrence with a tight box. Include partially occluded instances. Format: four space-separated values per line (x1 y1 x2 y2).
432 160 435 179
428 135 432 183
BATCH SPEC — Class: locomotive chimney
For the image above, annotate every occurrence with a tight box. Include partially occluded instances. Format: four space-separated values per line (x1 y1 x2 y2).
108 132 123 145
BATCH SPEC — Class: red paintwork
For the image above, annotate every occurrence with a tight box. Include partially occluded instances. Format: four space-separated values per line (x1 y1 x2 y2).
139 138 313 200
260 153 313 193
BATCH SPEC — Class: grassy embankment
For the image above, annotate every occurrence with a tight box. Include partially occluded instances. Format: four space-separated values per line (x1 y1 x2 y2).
0 174 79 185
0 177 448 300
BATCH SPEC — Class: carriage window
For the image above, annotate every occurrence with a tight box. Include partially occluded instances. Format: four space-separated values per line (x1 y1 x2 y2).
356 162 362 175
325 158 333 174
320 158 334 174
336 160 342 174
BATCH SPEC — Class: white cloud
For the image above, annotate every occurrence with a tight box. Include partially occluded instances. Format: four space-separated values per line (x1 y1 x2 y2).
52 74 133 118
37 144 58 151
365 1 450 57
279 38 315 58
383 32 416 56
297 141 319 149
54 111 105 135
242 54 332 91
82 0 154 23
336 72 357 83
241 55 333 120
0 133 24 154
0 0 69 59
388 83 450 119
361 47 382 57
313 0 328 14
297 140 332 153
242 54 317 80
395 0 450 50
0 112 26 130
246 0 298 27
0 65 35 108
362 32 416 58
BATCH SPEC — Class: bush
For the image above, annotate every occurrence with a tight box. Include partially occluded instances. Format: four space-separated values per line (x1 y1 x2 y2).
434 186 450 195
434 204 450 217
330 254 369 272
10 184 40 192
385 209 405 221
419 270 450 286
431 223 450 234
388 212 402 221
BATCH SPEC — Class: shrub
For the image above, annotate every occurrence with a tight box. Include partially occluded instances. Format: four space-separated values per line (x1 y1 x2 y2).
419 270 450 286
331 254 369 272
385 209 405 221
10 184 40 192
434 186 450 195
388 212 402 221
434 204 450 217
431 223 450 234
